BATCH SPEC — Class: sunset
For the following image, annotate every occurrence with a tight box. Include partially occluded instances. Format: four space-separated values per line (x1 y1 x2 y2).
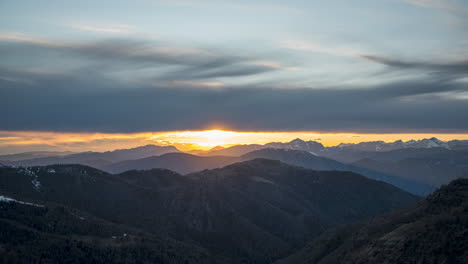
2 129 468 154
1 0 467 263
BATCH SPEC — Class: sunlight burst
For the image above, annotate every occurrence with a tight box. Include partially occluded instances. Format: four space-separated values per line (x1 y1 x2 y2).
172 130 242 147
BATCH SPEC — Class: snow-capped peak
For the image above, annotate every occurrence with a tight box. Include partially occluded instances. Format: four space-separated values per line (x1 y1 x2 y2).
335 138 451 152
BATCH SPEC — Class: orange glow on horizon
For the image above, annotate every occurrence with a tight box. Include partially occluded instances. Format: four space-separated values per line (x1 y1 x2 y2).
1 130 468 154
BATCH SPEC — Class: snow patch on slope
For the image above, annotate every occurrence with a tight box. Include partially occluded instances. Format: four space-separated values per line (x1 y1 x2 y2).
251 176 275 185
18 167 42 191
0 195 44 207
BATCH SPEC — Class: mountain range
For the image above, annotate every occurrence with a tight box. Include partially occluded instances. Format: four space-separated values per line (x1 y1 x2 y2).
203 137 468 157
4 137 465 165
334 137 453 152
1 137 467 194
100 148 432 196
0 151 75 162
350 148 468 187
203 138 326 156
1 145 179 168
0 160 420 263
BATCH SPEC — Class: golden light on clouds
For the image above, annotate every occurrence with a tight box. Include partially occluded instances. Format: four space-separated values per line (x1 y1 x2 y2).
1 130 468 154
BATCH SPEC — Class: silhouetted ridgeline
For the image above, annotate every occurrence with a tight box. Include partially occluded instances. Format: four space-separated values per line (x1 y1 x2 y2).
4 138 466 195
0 160 420 263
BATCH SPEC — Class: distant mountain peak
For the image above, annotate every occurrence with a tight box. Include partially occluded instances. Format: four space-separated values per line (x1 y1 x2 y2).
117 144 179 151
290 138 305 143
243 147 310 156
265 138 324 152
209 145 225 151
136 144 160 149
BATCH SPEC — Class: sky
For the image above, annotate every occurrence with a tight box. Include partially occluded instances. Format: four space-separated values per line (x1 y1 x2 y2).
1 130 468 154
1 0 468 153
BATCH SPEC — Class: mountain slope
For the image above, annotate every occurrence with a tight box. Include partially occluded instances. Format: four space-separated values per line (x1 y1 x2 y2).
351 148 468 187
277 178 468 264
241 148 434 196
0 195 225 264
105 152 240 174
0 161 420 263
241 148 347 171
449 140 468 150
0 151 75 162
181 159 420 261
204 144 266 156
204 138 325 156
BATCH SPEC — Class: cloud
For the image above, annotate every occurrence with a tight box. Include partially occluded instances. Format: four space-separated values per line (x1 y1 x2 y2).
163 63 277 80
362 54 468 71
361 54 468 80
0 33 283 82
283 40 362 57
397 0 467 13
1 67 467 133
156 0 303 15
0 32 63 47
250 61 299 71
153 80 225 89
1 33 467 134
70 24 134 34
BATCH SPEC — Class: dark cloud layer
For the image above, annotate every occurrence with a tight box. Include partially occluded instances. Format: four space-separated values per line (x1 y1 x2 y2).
1 68 467 133
1 37 468 133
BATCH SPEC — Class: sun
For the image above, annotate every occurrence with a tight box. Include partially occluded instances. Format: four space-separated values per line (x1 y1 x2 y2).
197 130 236 139
148 129 249 150
160 129 245 148
192 130 239 147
